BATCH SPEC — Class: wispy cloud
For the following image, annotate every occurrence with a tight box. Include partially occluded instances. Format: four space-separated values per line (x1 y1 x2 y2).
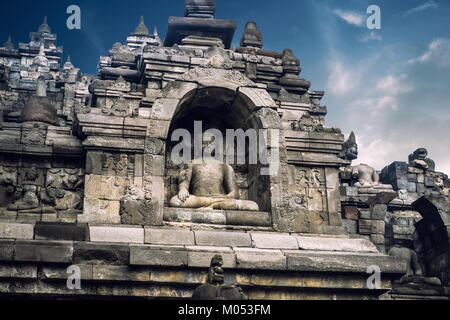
333 9 365 27
360 31 381 42
404 0 439 16
408 38 450 66
350 74 413 115
327 61 362 95
376 74 413 95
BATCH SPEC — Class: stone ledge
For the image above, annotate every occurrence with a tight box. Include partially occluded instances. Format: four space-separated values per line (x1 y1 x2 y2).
164 207 271 227
89 226 144 244
250 233 298 249
296 236 379 253
130 245 188 267
0 239 406 275
34 223 89 241
194 230 252 247
0 223 34 240
286 252 406 274
144 228 194 246
14 240 73 264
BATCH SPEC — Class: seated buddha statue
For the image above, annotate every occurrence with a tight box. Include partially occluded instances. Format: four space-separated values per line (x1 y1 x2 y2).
169 134 259 211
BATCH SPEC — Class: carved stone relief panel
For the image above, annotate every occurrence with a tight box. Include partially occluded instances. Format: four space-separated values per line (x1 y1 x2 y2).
102 152 135 177
287 165 328 226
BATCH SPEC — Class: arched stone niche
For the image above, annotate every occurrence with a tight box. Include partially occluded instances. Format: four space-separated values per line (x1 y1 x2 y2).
146 64 289 230
412 196 450 285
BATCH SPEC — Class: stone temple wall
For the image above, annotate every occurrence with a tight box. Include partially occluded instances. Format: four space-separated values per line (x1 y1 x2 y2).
0 1 448 300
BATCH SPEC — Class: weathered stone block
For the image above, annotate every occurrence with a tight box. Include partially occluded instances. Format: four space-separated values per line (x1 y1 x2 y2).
188 251 236 268
296 236 378 253
359 220 385 235
130 245 188 266
84 175 129 201
359 210 371 220
41 265 93 281
341 219 357 234
150 98 179 121
0 240 14 261
78 197 121 224
34 223 88 241
92 265 150 282
0 223 34 240
73 242 129 265
344 186 358 197
250 233 298 249
0 264 37 279
407 182 417 193
417 183 425 194
225 210 271 227
235 250 286 270
371 204 387 220
14 240 73 263
325 168 340 189
89 226 144 244
343 206 359 220
194 230 251 247
144 155 165 176
370 234 385 245
286 252 405 274
238 87 276 109
147 119 170 139
85 151 103 175
145 228 194 246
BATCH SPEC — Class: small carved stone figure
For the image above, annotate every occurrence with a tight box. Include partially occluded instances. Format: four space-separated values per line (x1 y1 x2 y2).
388 245 442 286
7 185 40 210
339 132 358 161
408 148 435 171
351 164 380 187
192 255 245 300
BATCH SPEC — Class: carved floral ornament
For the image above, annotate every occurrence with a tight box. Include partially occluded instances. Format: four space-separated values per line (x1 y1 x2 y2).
179 55 255 87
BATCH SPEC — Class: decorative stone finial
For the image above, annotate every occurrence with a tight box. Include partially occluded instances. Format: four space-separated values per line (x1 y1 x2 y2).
31 42 49 70
240 22 263 49
184 0 216 18
282 48 300 67
3 35 14 50
38 16 51 34
339 131 358 161
408 148 436 171
18 76 59 125
279 48 311 94
63 55 74 69
134 15 149 35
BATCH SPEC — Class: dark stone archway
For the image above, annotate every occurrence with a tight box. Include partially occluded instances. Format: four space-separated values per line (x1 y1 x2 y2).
412 196 450 285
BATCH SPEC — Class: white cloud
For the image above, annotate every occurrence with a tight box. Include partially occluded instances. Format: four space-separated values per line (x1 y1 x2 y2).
333 9 365 27
404 0 439 16
376 74 413 95
349 74 413 115
327 61 361 95
353 135 402 171
361 31 382 42
408 38 450 67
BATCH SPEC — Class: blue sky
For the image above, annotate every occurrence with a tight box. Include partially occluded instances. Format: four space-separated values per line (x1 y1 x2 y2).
1 0 449 174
